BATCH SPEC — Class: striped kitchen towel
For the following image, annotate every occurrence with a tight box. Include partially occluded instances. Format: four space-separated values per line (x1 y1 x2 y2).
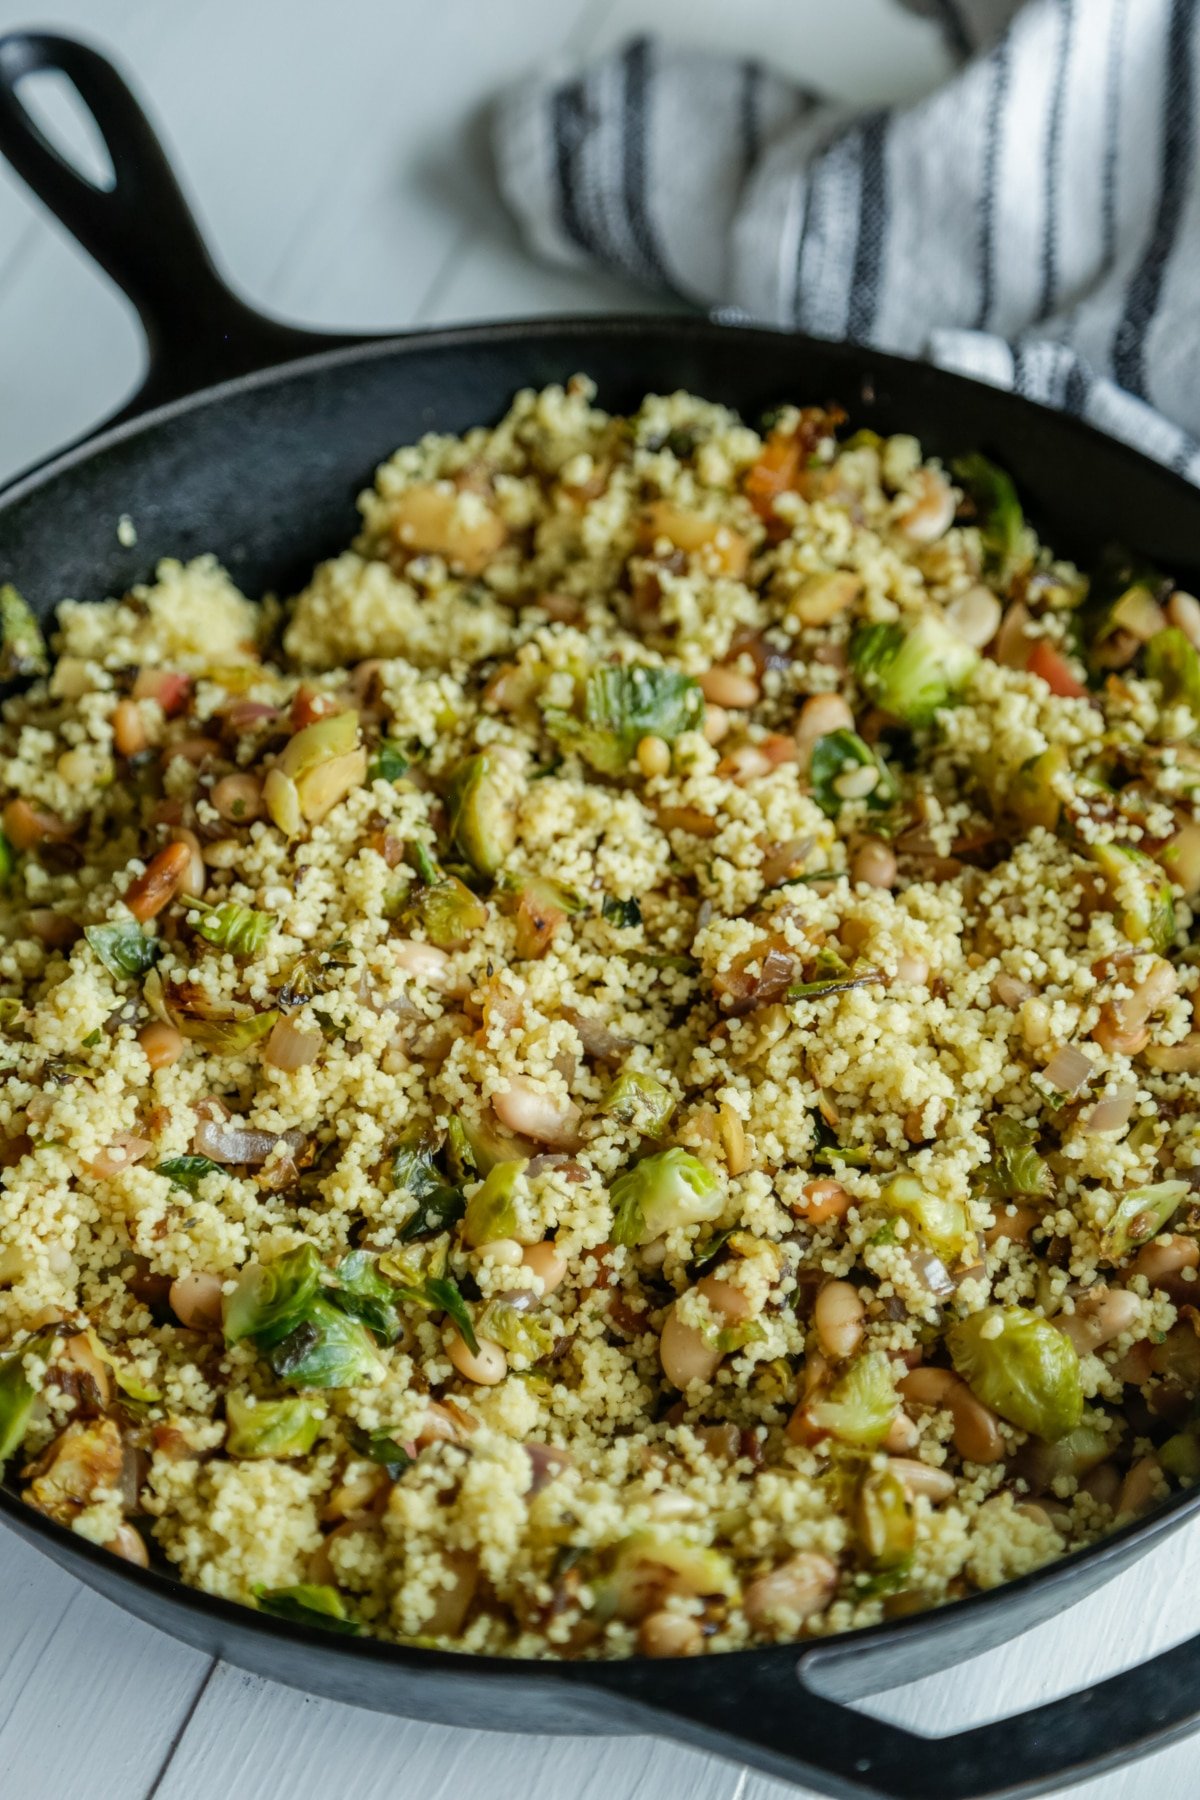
493 0 1200 481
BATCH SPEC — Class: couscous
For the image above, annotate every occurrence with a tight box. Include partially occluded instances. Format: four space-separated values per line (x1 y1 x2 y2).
2 379 1200 1659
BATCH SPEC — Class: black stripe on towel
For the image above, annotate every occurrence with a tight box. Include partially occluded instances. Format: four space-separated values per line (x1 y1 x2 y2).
552 80 601 259
621 37 675 291
974 25 1012 330
847 112 889 342
1113 0 1196 397
1037 0 1074 321
1100 0 1127 272
927 0 974 63
739 59 763 179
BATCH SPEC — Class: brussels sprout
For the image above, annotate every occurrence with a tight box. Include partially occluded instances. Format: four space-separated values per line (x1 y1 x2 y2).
878 1174 975 1267
0 827 14 889
278 708 359 781
156 1154 222 1195
1159 1431 1200 1482
809 729 898 818
476 1299 557 1362
0 583 48 681
598 1069 674 1137
849 614 979 726
0 1329 54 1466
949 1306 1082 1440
223 1244 322 1348
1089 842 1176 952
275 710 366 826
807 1350 899 1448
447 752 516 877
346 1422 413 1476
225 1392 324 1458
985 1117 1053 1201
462 1158 527 1247
188 898 273 957
1145 627 1200 718
393 1136 464 1241
147 969 278 1053
1099 1180 1189 1263
1008 744 1070 833
609 1147 722 1247
951 454 1025 584
1013 1422 1116 1494
391 1272 479 1354
544 665 705 774
269 1295 386 1389
857 1466 916 1570
85 920 161 981
254 1583 360 1634
602 896 642 928
367 740 410 784
329 1250 402 1344
393 871 488 949
602 1529 738 1620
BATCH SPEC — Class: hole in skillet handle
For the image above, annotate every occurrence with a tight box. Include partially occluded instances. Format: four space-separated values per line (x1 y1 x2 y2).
585 1630 1200 1800
0 30 373 427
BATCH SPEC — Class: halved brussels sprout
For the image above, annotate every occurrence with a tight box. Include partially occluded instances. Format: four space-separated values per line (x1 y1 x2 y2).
254 1583 360 1634
223 1244 321 1348
225 1392 324 1458
447 752 516 878
146 969 278 1053
857 1466 916 1569
807 1350 899 1448
949 1306 1082 1441
0 1328 54 1466
951 454 1025 585
85 920 162 981
329 1251 402 1344
609 1147 722 1247
985 1117 1053 1201
544 665 705 775
1145 627 1200 719
1008 744 1070 833
0 583 48 681
1089 842 1176 953
278 708 359 782
1012 1422 1115 1494
849 614 979 726
188 898 273 957
476 1299 557 1361
393 872 488 949
601 1529 738 1621
877 1174 975 1267
1099 1180 1189 1263
276 709 367 825
462 1158 527 1247
1159 1431 1200 1481
598 1069 674 1137
505 873 587 960
268 1295 385 1389
393 1135 464 1241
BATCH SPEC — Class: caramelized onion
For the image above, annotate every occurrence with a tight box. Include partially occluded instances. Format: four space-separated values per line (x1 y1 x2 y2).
1043 1043 1094 1095
193 1118 304 1165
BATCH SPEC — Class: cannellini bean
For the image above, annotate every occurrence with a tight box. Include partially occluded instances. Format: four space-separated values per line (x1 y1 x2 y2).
493 1077 582 1148
391 937 453 988
211 773 263 823
742 1553 838 1634
123 840 191 922
1130 1234 1200 1289
889 1458 957 1503
697 1274 753 1323
895 469 956 543
790 569 862 627
992 972 1033 1007
896 953 930 986
791 1178 852 1225
851 837 897 889
1080 1462 1122 1508
105 1524 149 1568
899 1366 1004 1464
170 827 206 899
699 666 760 710
795 693 854 763
169 1271 225 1331
882 1412 921 1455
522 1240 568 1292
1117 1455 1164 1518
638 1610 702 1657
1057 1287 1140 1354
983 1203 1040 1248
944 585 1002 649
419 1551 479 1635
1144 1033 1200 1072
477 1237 523 1268
814 1280 865 1361
391 484 506 575
1168 589 1200 648
417 1402 474 1446
636 734 671 777
446 1328 507 1385
139 1021 184 1070
659 1304 723 1389
703 704 730 745
112 698 149 758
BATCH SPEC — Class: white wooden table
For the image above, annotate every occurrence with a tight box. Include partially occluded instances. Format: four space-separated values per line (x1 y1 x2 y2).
0 3 1194 1795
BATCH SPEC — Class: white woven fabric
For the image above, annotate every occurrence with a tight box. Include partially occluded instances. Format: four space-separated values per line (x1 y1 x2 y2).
493 1 1200 479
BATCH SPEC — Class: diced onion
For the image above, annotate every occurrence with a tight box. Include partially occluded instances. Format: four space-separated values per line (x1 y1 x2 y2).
264 1016 323 1071
1080 1085 1137 1135
193 1117 305 1165
1043 1043 1094 1095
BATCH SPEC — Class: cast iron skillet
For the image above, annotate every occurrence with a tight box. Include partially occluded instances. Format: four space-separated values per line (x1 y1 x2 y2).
1 30 1200 1800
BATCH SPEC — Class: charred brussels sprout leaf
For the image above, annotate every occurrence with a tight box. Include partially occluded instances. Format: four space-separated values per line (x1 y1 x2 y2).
857 1466 916 1569
949 1306 1082 1440
85 921 162 981
476 1299 557 1361
1008 744 1070 832
462 1158 526 1247
367 740 410 784
0 827 14 889
447 752 516 877
146 969 278 1053
807 1350 899 1448
598 1069 674 1137
985 1117 1053 1201
877 1174 975 1266
1089 842 1176 952
347 1422 413 1477
223 1244 322 1348
1145 627 1200 720
849 615 979 726
156 1154 222 1195
253 1583 360 1635
609 1147 721 1248
1100 1180 1189 1263
392 1274 479 1355
188 898 273 957
951 454 1025 584
392 870 488 949
602 895 642 928
0 1328 54 1466
328 1250 402 1344
0 584 48 681
809 729 897 818
225 1392 324 1458
545 665 705 774
269 1295 385 1389
393 1136 465 1241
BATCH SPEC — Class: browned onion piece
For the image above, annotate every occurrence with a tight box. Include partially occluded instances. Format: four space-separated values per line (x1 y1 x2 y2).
264 1016 323 1071
524 1442 572 1495
906 1248 956 1298
561 1007 630 1063
193 1117 305 1165
1080 1085 1137 1134
1043 1043 1094 1095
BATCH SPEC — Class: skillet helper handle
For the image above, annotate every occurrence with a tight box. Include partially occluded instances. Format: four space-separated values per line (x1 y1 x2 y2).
631 1628 1200 1799
0 30 358 419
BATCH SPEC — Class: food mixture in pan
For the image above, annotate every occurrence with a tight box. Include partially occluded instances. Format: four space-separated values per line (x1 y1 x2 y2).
3 379 1200 1659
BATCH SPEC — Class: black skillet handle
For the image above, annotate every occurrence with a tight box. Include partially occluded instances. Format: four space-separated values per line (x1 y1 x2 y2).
0 31 367 423
623 1628 1200 1799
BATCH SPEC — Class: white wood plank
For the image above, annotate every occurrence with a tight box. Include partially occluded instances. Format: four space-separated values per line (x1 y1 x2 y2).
0 1526 212 1800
